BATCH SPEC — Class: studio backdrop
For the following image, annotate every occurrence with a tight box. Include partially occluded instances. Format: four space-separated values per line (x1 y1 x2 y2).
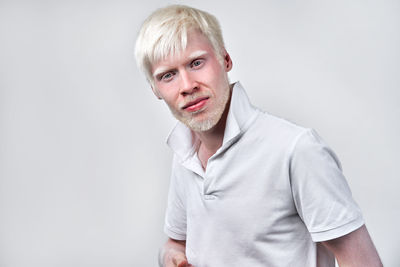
0 0 399 266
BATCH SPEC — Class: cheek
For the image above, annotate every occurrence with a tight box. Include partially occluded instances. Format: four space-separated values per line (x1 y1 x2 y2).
156 84 180 105
210 62 226 80
196 64 224 84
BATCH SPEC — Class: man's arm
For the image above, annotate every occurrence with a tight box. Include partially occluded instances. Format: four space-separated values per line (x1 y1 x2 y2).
322 225 383 267
159 238 191 267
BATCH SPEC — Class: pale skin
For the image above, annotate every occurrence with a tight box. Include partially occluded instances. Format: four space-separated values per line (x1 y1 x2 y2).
321 225 383 267
161 239 191 267
151 31 382 267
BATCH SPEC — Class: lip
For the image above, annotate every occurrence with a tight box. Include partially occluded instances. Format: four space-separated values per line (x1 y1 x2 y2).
182 97 209 112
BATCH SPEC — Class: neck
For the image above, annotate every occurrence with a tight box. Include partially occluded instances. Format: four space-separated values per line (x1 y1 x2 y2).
194 89 232 168
195 112 227 153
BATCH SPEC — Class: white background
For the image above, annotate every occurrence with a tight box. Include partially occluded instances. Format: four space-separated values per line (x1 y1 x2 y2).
0 0 399 266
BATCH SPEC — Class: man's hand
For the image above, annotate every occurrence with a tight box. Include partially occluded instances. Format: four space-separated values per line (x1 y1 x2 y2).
164 248 190 267
161 238 193 267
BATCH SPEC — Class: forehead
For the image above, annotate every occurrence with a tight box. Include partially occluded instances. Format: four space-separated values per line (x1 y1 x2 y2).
151 32 216 75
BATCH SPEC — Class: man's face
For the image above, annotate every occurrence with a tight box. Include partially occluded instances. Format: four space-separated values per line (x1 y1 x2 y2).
151 31 232 132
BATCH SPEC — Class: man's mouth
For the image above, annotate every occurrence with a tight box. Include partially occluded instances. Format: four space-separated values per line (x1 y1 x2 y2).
182 97 209 112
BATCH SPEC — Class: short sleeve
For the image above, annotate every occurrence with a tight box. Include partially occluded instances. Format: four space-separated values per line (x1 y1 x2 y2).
289 129 364 242
164 155 187 240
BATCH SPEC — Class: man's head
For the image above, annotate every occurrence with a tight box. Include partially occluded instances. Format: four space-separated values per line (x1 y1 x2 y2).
135 5 226 86
135 5 232 132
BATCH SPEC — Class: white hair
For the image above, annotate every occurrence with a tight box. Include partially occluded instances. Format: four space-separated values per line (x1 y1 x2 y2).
134 5 226 85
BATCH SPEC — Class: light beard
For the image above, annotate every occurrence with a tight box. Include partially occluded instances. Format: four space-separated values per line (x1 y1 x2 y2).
169 85 231 132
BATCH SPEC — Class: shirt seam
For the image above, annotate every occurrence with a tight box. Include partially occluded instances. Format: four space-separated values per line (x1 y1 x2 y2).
164 225 187 239
286 128 311 191
309 215 364 234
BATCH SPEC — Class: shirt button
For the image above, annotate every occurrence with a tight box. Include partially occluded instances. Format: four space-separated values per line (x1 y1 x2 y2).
204 195 217 200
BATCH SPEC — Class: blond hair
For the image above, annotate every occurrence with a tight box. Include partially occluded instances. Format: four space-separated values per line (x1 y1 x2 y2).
135 5 225 85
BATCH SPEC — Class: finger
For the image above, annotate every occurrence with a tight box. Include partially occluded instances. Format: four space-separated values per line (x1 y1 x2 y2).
177 260 189 267
173 255 188 267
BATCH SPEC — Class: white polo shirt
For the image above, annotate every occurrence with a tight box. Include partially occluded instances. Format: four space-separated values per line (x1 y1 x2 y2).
164 82 364 267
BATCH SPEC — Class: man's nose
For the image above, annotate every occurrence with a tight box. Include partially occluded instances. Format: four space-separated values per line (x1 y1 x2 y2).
179 70 198 95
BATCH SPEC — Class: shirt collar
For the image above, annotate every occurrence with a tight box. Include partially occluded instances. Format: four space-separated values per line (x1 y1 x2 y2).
166 81 259 164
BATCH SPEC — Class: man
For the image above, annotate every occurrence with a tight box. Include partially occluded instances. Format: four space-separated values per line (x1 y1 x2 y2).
135 5 382 267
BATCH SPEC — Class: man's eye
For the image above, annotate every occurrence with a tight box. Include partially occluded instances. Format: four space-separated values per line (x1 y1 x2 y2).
191 59 203 68
161 72 174 81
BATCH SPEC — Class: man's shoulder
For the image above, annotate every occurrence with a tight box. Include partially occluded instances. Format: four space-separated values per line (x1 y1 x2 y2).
235 111 313 159
252 111 308 140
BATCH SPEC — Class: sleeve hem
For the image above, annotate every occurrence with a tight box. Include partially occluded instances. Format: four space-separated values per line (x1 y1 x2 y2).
310 217 365 242
164 225 186 240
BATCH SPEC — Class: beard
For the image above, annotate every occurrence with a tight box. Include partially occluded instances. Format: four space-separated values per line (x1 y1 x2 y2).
168 84 231 132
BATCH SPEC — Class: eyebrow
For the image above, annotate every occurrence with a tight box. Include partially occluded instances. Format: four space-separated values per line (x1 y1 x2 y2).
152 50 208 78
188 50 208 60
152 66 170 78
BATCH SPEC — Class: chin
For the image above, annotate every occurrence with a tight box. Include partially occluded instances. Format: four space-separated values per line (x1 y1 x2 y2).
170 87 230 132
183 110 224 132
187 118 216 132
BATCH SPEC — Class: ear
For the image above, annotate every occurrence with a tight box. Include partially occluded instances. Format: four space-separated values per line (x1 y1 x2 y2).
151 85 163 100
223 49 233 72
